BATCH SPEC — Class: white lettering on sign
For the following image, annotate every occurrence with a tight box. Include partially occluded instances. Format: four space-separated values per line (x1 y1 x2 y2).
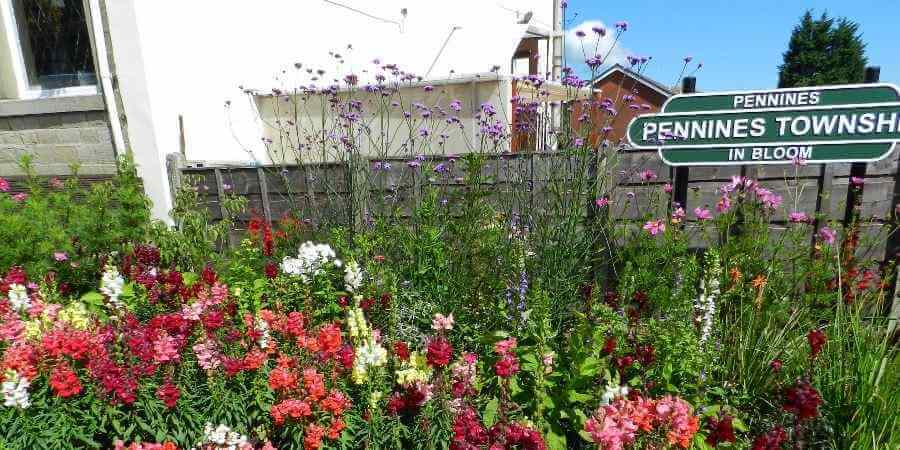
747 146 813 161
733 91 821 109
640 111 900 143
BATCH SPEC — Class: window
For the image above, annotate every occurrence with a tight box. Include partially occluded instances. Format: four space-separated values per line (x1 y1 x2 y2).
0 0 97 99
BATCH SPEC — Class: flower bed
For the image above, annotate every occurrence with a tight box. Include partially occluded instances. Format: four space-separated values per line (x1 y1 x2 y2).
1 27 899 449
2 170 898 449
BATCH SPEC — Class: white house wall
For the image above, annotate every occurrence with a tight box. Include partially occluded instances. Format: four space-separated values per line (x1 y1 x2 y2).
105 0 556 220
255 76 513 164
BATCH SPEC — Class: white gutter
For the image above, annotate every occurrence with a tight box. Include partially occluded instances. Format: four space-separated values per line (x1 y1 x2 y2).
86 0 126 157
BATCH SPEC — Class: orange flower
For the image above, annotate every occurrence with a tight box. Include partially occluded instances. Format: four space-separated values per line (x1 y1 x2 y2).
729 267 742 283
752 274 767 289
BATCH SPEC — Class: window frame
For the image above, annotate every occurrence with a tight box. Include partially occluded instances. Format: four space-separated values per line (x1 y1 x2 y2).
0 0 99 100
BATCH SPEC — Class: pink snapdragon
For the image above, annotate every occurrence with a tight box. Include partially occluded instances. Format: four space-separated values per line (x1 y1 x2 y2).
643 219 665 236
694 207 712 221
818 226 837 245
431 313 454 331
789 211 810 223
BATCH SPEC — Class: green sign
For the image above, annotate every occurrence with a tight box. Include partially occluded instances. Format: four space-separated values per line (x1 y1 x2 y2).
625 84 900 166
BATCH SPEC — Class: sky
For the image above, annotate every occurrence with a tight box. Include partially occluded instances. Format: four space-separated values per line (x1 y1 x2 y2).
564 0 899 91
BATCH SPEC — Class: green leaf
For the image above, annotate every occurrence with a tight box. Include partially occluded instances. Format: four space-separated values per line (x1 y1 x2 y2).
545 428 567 450
566 389 592 403
483 398 499 427
732 417 749 432
577 429 594 443
578 356 601 377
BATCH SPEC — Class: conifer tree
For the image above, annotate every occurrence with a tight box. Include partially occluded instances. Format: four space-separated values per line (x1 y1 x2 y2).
778 11 867 87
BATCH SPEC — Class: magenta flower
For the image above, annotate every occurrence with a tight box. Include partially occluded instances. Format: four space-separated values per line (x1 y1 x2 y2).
850 176 864 186
818 226 837 245
789 211 810 223
592 26 606 36
639 169 657 182
672 207 686 223
694 207 712 221
0 177 8 192
12 193 27 203
53 252 68 262
575 30 586 38
595 197 609 208
643 219 665 236
716 195 731 213
663 183 673 193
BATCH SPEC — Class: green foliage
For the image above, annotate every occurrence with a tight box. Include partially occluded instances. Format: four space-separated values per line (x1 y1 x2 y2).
0 155 150 292
778 10 868 87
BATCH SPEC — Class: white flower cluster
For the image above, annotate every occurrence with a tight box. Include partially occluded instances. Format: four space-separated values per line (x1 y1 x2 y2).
600 384 629 405
2 371 30 409
100 264 125 309
696 251 722 345
7 283 30 313
353 340 388 381
344 260 364 292
255 316 270 349
280 242 341 281
194 423 248 450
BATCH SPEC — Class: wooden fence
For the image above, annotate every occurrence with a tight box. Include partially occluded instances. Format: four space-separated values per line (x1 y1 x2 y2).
166 147 899 258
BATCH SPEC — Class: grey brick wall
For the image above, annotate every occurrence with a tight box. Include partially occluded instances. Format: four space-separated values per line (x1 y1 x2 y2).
0 106 117 177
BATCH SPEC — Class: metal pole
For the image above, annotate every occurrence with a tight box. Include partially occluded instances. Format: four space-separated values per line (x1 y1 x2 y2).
671 77 695 210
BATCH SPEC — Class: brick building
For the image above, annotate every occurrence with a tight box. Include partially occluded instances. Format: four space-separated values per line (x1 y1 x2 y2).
574 64 673 149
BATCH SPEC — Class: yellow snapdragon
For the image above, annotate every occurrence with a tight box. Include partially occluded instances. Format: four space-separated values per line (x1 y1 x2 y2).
58 302 91 330
396 352 432 386
346 306 368 340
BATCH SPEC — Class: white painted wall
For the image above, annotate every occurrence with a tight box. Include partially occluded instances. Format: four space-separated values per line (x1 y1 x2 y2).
106 0 556 219
256 75 514 164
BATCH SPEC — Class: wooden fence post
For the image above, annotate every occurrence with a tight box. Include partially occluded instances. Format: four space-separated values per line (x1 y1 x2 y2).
165 152 185 212
671 77 696 210
843 66 881 228
257 167 273 225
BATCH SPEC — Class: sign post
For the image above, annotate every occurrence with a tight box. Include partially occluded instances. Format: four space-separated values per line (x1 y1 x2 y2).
626 82 900 166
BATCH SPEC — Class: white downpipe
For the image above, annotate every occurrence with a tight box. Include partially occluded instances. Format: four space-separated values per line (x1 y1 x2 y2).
86 0 126 157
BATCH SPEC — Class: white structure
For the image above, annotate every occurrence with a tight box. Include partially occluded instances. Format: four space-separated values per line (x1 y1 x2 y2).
1 0 563 221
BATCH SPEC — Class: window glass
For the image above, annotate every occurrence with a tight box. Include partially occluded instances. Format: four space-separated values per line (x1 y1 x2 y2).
13 0 96 90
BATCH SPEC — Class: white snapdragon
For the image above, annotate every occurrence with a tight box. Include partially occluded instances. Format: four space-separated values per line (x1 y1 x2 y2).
100 264 125 309
7 284 30 313
352 339 388 384
255 316 270 349
2 371 30 409
196 423 248 450
281 241 338 281
344 260 364 292
696 251 721 345
599 384 629 405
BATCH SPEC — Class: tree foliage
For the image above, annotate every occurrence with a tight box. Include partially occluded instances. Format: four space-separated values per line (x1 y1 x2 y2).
778 11 868 88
